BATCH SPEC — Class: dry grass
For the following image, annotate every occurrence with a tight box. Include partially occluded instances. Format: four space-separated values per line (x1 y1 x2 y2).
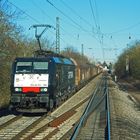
0 86 10 108
0 65 11 108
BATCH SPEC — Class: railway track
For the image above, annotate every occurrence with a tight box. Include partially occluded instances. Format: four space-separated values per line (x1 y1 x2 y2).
0 115 23 131
0 115 40 139
70 75 110 140
0 74 102 140
0 94 90 140
12 97 89 140
1 75 139 140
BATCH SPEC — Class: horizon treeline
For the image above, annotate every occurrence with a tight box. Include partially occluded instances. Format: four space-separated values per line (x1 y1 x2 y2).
114 41 140 80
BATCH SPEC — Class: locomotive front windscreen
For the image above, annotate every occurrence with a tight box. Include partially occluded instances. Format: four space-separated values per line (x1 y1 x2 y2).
16 62 48 73
14 61 49 88
16 62 32 73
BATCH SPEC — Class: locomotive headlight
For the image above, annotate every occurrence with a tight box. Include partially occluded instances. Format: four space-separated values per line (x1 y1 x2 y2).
15 87 22 92
41 88 47 92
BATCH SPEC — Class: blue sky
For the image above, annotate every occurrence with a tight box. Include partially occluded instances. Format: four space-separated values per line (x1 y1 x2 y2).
8 0 140 63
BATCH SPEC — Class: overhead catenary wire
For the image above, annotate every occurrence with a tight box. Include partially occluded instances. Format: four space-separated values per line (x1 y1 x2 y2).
93 0 100 29
60 0 93 27
0 0 8 9
30 0 79 40
89 0 98 30
48 0 104 45
6 0 73 49
31 0 95 48
30 0 84 49
8 0 104 47
7 0 107 59
7 0 40 23
59 0 103 43
31 0 55 22
46 0 104 45
46 0 95 36
89 0 102 40
105 21 140 35
88 0 105 60
46 0 105 59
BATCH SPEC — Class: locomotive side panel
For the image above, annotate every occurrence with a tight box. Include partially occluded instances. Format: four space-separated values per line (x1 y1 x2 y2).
54 63 75 97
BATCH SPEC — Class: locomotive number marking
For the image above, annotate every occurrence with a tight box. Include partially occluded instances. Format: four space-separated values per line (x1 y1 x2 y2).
68 71 73 79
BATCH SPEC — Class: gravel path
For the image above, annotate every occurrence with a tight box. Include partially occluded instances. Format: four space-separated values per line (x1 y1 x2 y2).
109 79 140 140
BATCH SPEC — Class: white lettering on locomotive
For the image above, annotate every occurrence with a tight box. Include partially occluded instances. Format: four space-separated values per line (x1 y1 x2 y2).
14 74 49 87
68 71 73 79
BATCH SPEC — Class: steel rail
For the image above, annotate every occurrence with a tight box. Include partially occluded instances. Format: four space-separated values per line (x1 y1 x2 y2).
106 79 111 140
70 77 106 140
0 115 23 131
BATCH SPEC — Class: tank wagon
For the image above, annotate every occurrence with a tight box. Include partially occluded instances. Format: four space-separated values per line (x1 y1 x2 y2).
10 52 100 112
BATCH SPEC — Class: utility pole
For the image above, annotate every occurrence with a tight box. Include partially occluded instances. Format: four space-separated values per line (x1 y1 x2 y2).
126 44 129 76
81 44 84 57
126 35 131 77
56 17 60 53
81 44 84 63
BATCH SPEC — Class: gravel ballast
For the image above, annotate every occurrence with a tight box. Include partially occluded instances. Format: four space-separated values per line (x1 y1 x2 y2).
109 79 140 140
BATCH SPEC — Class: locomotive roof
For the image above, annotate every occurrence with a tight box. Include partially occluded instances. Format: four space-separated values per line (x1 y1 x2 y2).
14 56 75 65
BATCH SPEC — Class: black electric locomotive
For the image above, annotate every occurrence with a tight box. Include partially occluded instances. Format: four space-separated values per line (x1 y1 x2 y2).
10 53 75 112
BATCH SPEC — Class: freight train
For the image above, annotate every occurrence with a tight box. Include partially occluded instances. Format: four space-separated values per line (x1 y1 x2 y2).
10 51 101 113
